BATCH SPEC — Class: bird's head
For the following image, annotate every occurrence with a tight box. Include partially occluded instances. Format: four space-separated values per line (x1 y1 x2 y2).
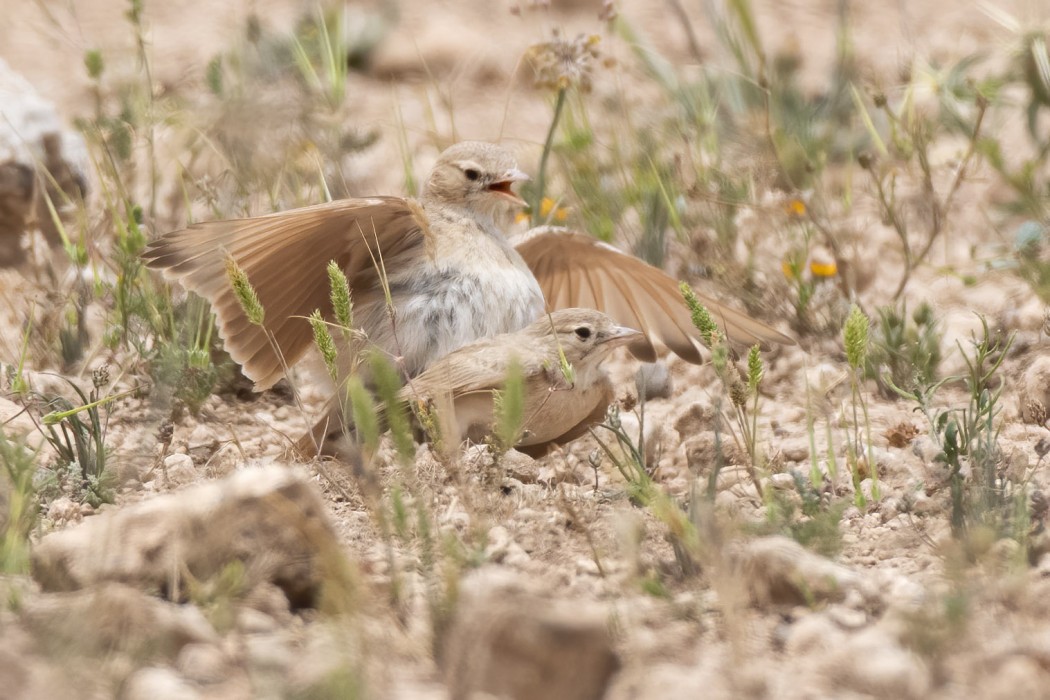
531 308 643 375
423 141 529 219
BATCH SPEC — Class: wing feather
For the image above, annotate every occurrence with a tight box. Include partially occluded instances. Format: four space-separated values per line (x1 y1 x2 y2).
143 196 427 390
516 229 794 364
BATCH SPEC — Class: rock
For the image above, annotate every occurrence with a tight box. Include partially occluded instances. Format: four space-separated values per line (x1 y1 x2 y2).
122 666 201 700
727 536 873 608
443 569 619 700
45 496 81 525
501 449 541 483
175 643 228 685
780 439 810 463
162 453 197 488
975 655 1050 700
683 432 744 472
784 612 847 655
0 397 45 450
32 465 347 608
819 627 930 699
244 633 293 675
672 401 714 439
635 362 673 401
1020 355 1050 425
769 472 796 491
20 583 218 659
484 525 531 567
0 56 89 260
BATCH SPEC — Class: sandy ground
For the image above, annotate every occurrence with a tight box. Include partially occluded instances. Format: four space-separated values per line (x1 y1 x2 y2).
3 0 1050 698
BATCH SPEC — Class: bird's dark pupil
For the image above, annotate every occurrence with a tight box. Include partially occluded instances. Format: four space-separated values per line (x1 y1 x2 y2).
464 168 480 181
575 327 592 339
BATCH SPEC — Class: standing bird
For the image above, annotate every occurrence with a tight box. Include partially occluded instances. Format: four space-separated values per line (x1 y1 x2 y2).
143 141 791 454
399 308 642 456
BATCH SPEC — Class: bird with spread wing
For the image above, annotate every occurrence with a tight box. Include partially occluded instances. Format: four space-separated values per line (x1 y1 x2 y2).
143 141 792 455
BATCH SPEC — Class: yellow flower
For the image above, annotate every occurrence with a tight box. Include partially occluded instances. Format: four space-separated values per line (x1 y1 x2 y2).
781 260 797 280
518 197 569 224
786 199 806 217
810 260 838 278
540 197 569 222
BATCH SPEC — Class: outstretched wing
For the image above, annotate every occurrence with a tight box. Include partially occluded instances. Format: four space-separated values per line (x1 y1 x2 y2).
516 229 794 363
143 196 429 390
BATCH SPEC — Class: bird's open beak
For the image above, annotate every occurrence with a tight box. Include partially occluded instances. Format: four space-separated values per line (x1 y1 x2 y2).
487 168 529 207
600 325 645 348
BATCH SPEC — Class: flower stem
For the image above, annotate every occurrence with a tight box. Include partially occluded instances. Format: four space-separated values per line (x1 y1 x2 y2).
533 87 567 226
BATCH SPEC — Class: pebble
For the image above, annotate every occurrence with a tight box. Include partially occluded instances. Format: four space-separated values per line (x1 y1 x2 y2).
237 608 278 634
162 454 196 488
46 497 80 524
122 667 201 700
175 643 227 685
636 362 674 400
784 613 846 655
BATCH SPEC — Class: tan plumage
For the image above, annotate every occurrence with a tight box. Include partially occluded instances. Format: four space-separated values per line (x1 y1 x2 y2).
400 308 642 456
143 140 793 457
515 228 795 361
144 142 544 395
143 197 430 390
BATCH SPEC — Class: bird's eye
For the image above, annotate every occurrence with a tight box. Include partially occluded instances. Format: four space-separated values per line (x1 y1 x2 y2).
574 326 592 340
463 168 480 181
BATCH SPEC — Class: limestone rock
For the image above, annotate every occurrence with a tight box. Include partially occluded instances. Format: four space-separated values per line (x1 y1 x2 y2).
32 466 346 608
727 536 875 608
635 362 674 401
20 583 218 659
0 56 89 262
443 569 620 700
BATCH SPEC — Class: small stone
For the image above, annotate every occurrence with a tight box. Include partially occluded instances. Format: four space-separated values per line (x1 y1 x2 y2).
176 643 228 685
501 450 540 483
32 466 347 609
784 612 846 655
635 362 673 401
684 433 744 472
976 655 1049 699
728 536 869 608
21 583 218 661
46 497 80 524
780 441 810 462
122 667 200 700
1019 356 1050 424
770 473 796 491
826 603 868 629
237 608 278 634
187 424 214 448
576 558 601 576
208 443 242 477
163 453 197 488
244 633 293 674
443 570 619 700
820 627 930 698
672 402 714 438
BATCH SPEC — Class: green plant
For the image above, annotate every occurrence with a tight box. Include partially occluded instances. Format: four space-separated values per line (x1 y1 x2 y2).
867 301 942 399
855 57 991 299
894 316 1019 542
680 283 767 498
31 367 124 507
757 472 845 558
0 427 40 574
843 304 878 505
